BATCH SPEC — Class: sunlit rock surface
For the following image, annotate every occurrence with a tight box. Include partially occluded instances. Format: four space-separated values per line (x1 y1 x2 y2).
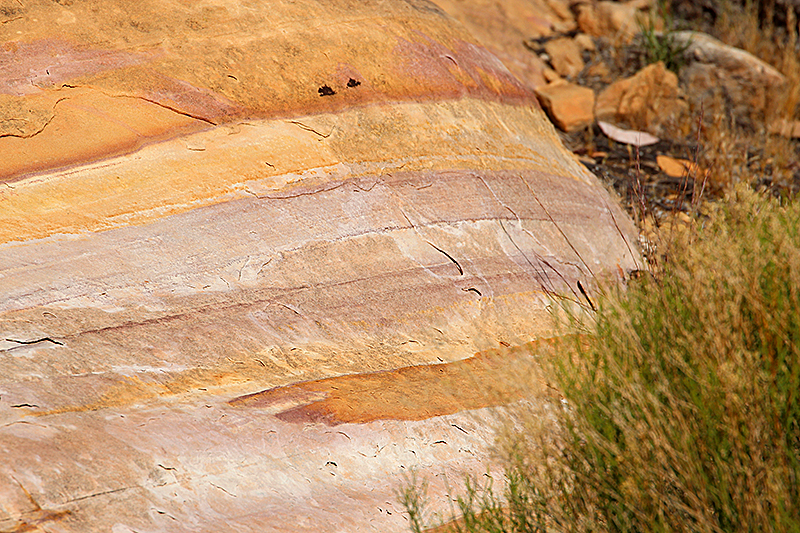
0 1 640 531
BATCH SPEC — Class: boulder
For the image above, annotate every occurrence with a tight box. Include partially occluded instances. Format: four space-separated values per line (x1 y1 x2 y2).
595 61 688 134
671 31 787 121
0 1 640 532
536 80 597 131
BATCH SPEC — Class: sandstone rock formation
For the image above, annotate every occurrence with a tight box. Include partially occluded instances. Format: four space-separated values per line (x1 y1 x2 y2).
0 1 640 531
431 0 577 89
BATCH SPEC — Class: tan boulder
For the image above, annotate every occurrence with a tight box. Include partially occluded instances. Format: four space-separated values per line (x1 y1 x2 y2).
0 1 640 532
544 37 585 79
595 61 688 134
536 80 596 131
671 31 787 120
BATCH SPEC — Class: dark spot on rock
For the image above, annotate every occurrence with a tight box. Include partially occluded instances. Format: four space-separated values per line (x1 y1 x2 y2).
318 85 335 96
346 78 361 88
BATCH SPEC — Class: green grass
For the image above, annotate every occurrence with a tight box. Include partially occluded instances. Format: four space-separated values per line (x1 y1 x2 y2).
402 187 800 532
638 5 690 74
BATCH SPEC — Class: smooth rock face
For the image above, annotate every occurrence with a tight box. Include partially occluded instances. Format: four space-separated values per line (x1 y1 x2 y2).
0 1 640 531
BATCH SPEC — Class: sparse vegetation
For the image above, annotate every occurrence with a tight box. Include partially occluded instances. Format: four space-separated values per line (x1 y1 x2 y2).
401 1 800 530
573 0 799 202
695 0 800 191
403 186 800 533
638 5 691 74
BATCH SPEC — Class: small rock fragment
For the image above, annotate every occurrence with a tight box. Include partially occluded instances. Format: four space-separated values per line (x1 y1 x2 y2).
573 33 596 52
544 37 584 78
535 81 595 132
768 119 800 139
543 66 562 83
585 61 612 81
656 154 704 177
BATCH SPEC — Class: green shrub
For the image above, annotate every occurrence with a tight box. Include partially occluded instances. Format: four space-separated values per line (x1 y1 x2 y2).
403 188 800 532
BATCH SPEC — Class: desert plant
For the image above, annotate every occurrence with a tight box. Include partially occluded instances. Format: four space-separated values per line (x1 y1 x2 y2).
400 474 431 533
404 187 800 532
546 187 800 532
638 8 691 74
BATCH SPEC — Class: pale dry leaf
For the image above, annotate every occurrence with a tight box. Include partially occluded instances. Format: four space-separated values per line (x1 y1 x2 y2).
598 121 659 147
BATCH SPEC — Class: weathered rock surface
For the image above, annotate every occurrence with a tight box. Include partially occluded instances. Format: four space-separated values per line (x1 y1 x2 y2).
574 0 653 42
0 1 640 531
595 61 688 134
431 0 574 89
672 31 787 120
544 37 586 79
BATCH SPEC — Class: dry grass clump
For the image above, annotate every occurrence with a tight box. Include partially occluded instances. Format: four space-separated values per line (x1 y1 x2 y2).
399 4 800 530
713 0 799 114
694 107 798 193
402 187 800 532
693 0 800 191
539 188 800 532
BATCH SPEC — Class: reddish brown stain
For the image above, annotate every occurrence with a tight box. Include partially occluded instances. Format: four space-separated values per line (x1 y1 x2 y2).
391 35 535 106
229 336 580 425
3 510 72 533
129 69 245 124
0 39 147 96
1 27 539 182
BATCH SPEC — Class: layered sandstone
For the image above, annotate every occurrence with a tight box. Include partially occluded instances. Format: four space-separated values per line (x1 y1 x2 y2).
0 1 640 531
